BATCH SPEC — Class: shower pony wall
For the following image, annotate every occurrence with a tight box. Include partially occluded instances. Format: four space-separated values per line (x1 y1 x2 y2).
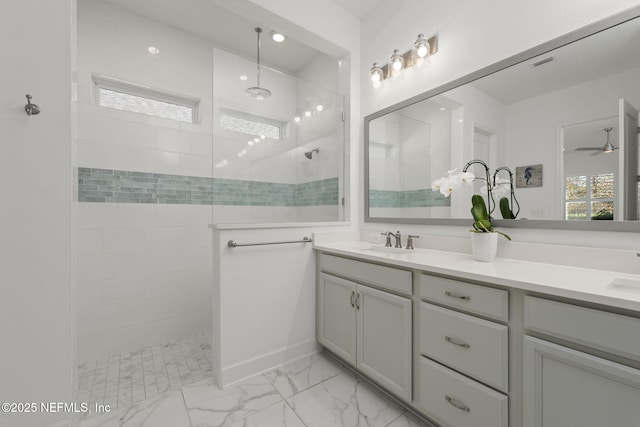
75 0 344 367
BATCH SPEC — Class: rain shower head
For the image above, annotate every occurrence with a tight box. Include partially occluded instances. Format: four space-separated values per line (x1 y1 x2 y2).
246 27 271 100
304 148 319 159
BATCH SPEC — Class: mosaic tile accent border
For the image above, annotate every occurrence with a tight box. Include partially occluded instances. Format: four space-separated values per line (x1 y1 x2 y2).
78 168 339 206
368 188 450 208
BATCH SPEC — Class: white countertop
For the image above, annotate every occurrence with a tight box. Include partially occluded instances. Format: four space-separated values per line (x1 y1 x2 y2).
313 240 640 312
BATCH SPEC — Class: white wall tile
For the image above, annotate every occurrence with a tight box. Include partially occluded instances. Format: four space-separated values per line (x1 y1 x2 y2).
77 228 104 254
104 143 146 172
102 276 147 305
77 140 105 168
77 202 119 227
145 149 180 175
77 254 118 282
155 249 190 273
157 204 192 226
157 128 191 153
78 305 117 335
103 227 146 254
145 227 188 250
180 153 212 177
189 133 213 156
117 203 157 227
116 252 155 277
77 281 104 309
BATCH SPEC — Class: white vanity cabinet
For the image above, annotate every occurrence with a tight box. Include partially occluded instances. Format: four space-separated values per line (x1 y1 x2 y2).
317 254 413 401
418 274 509 427
523 296 640 427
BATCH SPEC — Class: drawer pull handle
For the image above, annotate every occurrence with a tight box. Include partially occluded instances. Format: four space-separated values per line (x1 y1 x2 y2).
445 336 471 349
445 395 471 412
445 291 470 301
350 291 355 308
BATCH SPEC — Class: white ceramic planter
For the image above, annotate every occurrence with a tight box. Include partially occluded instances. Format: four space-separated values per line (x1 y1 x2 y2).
471 232 498 262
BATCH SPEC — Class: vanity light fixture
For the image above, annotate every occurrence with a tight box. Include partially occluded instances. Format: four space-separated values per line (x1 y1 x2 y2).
369 33 438 90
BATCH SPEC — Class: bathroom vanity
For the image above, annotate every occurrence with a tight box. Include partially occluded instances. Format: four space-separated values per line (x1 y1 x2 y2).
314 238 640 427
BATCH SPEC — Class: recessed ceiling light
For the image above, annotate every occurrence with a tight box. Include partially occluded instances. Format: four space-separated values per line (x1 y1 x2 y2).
147 46 160 55
270 31 286 43
316 105 324 112
239 75 248 81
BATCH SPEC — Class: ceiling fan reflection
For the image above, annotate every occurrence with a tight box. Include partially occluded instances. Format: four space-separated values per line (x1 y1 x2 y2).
575 127 617 155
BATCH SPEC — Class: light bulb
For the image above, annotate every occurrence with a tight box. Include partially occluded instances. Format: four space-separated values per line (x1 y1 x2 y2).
389 49 404 78
417 44 429 58
412 34 431 67
369 62 384 90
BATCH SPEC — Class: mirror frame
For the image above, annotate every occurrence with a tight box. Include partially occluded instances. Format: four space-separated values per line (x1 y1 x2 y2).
364 5 640 232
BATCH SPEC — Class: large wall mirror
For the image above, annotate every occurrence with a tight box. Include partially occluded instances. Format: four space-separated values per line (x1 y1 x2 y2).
365 7 640 231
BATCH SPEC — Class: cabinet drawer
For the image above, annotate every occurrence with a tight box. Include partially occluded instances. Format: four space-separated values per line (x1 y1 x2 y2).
420 302 508 392
420 274 508 321
524 296 640 361
320 253 412 296
419 357 508 427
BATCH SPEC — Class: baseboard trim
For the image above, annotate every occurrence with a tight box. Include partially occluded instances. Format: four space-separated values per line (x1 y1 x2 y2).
221 339 320 387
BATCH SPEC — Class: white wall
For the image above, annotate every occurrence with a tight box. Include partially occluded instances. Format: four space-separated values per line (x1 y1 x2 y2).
360 0 640 249
76 0 213 361
0 1 73 426
213 225 325 386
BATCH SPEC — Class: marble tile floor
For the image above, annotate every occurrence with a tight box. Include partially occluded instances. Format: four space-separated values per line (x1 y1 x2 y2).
78 351 428 427
77 334 213 412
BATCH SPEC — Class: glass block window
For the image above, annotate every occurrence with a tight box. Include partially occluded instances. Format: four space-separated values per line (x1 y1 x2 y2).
94 75 198 124
219 109 282 140
565 173 614 220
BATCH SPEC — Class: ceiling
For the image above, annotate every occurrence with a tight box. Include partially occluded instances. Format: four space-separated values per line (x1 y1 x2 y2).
472 18 640 106
100 0 328 74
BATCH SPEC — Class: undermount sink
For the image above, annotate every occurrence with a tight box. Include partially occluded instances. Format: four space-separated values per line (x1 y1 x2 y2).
360 245 412 254
608 277 640 293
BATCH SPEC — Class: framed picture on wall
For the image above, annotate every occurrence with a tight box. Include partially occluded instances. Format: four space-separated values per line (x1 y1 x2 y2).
516 164 543 188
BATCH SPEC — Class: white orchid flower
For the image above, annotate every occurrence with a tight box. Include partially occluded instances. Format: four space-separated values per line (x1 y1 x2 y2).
460 171 475 185
493 178 511 199
431 177 445 192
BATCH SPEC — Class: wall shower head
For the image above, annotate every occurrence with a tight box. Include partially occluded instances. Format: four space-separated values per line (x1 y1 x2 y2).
304 148 319 159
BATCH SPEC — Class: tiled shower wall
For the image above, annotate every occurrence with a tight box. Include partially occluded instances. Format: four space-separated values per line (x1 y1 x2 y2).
76 1 341 361
76 1 216 361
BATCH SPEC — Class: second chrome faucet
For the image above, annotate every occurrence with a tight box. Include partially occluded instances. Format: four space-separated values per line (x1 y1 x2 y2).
381 231 419 249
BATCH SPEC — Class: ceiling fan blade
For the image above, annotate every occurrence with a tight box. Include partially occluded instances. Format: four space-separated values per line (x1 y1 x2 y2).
575 147 601 151
590 150 602 156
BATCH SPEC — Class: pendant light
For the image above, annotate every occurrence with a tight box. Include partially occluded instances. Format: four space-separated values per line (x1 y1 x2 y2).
246 27 271 100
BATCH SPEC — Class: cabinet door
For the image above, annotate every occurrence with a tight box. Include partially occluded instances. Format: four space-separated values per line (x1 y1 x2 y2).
524 336 640 427
318 273 357 365
357 284 412 401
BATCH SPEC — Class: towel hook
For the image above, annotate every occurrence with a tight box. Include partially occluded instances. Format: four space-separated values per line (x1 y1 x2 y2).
25 94 40 116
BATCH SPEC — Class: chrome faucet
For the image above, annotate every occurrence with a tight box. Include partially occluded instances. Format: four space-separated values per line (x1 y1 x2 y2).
380 231 402 248
406 234 419 250
380 231 392 247
391 230 402 248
